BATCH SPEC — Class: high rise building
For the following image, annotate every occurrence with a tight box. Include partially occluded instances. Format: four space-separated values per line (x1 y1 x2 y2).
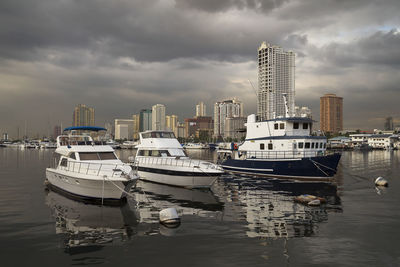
320 94 343 133
224 117 246 140
257 42 295 120
139 109 152 132
166 115 178 136
184 116 213 139
214 98 244 138
196 101 206 117
384 117 394 131
132 114 140 139
114 119 134 140
73 104 95 126
152 104 166 131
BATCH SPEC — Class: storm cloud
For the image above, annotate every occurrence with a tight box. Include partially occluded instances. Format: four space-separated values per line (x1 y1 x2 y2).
0 0 399 137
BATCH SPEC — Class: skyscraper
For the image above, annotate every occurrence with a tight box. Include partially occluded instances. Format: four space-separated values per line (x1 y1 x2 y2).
257 42 295 120
132 114 140 139
139 109 152 132
114 119 134 140
152 104 166 131
320 94 343 133
384 117 394 131
214 98 244 138
73 104 95 126
166 115 178 135
196 101 206 117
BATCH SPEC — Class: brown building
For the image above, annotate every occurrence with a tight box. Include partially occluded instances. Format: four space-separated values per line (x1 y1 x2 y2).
184 116 213 139
320 94 343 133
73 104 95 127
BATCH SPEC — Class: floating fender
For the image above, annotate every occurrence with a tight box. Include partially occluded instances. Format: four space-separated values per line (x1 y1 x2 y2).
375 177 388 187
294 194 326 205
159 208 181 228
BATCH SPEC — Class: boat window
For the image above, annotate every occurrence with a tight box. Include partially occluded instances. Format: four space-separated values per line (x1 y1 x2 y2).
98 152 117 160
305 142 310 149
303 123 308 129
324 143 326 148
268 143 273 150
260 143 265 150
298 142 304 149
143 150 150 156
320 143 323 148
311 142 315 149
280 123 285 129
151 150 160 157
293 143 297 149
274 123 278 130
169 148 186 157
142 133 151 139
160 150 170 157
60 158 68 167
69 153 76 160
293 122 299 129
79 152 100 160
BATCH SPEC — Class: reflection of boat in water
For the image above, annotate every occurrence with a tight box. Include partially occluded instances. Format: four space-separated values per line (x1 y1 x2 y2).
134 181 223 224
45 189 138 254
214 175 341 238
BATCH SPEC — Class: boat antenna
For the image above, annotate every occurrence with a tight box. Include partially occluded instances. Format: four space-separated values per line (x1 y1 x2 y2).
248 79 258 97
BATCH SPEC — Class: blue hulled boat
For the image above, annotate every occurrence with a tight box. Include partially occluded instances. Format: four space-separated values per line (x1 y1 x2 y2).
219 114 341 181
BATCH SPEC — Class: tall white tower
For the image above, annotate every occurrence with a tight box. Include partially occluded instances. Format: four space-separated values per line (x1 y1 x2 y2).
196 101 206 117
152 104 166 131
257 42 295 120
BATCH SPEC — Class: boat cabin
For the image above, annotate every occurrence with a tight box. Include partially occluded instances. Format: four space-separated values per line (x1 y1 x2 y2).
136 131 187 158
239 114 327 158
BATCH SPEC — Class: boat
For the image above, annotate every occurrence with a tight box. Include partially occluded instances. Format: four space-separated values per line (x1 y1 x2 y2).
45 126 139 204
219 97 341 181
133 130 224 188
183 142 209 149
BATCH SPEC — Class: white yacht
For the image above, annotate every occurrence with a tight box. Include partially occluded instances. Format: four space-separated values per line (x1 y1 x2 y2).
45 126 139 203
134 131 224 188
183 143 209 149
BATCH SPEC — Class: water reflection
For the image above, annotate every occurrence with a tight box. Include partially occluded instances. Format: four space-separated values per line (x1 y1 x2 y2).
45 189 138 254
214 175 341 238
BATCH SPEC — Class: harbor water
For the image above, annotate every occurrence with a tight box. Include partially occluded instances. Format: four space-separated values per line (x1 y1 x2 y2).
0 148 399 266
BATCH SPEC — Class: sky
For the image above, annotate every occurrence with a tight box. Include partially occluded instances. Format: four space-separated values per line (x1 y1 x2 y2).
0 0 399 138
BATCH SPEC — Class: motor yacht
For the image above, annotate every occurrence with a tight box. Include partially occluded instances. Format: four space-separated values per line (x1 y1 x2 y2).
183 143 209 149
219 96 341 181
45 126 139 203
133 131 224 188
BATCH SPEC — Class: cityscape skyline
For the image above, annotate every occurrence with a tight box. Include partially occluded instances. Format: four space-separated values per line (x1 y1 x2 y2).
1 1 399 137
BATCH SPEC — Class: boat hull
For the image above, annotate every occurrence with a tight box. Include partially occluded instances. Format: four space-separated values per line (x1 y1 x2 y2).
137 166 220 188
220 153 341 181
46 168 137 203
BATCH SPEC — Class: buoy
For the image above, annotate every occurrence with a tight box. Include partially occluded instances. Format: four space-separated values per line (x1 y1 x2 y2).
375 177 388 187
159 208 180 228
294 194 326 205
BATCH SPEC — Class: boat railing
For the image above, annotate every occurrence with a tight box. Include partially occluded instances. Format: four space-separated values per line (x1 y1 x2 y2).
135 157 214 169
242 150 335 159
56 160 131 178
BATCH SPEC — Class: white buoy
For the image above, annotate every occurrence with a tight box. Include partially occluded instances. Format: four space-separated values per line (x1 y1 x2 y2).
159 208 180 227
375 177 388 187
308 199 321 206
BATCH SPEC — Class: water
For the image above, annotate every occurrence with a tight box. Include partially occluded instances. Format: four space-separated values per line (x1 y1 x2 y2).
0 148 399 266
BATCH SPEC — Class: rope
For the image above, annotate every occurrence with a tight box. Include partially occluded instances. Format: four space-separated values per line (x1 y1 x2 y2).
310 160 329 177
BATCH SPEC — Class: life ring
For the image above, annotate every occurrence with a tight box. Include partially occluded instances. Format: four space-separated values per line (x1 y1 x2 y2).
233 143 238 150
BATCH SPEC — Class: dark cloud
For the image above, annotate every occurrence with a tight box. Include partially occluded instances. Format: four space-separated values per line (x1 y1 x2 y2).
0 0 399 136
174 0 289 13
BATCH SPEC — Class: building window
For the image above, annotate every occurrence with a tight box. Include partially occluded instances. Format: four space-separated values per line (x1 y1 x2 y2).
274 123 278 130
268 143 273 150
305 142 310 149
293 122 299 129
298 142 304 149
260 143 265 150
303 123 308 129
280 123 285 129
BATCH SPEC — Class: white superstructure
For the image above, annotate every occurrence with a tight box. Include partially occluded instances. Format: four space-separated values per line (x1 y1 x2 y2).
135 131 223 188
